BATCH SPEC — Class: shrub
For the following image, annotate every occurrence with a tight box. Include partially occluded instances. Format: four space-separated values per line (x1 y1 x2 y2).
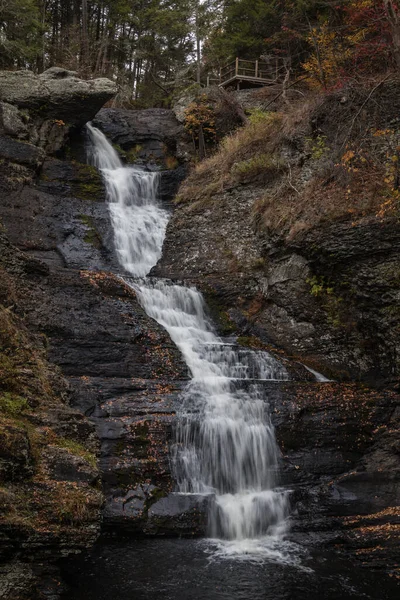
0 392 28 416
231 153 285 183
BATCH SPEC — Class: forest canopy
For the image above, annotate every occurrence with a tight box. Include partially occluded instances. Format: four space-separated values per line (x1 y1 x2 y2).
1 1 400 106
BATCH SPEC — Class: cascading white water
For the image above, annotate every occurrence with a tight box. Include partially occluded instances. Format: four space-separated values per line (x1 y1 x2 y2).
86 124 169 277
87 124 290 559
136 281 290 555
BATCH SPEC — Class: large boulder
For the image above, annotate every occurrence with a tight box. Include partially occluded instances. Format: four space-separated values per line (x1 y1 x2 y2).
0 68 117 128
0 68 116 156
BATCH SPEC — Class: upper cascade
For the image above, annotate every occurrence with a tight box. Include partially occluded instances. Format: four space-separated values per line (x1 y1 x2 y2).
86 124 169 277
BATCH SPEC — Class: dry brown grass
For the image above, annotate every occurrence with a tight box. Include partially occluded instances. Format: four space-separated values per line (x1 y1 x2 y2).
175 82 400 235
280 93 323 138
176 111 285 205
253 165 386 240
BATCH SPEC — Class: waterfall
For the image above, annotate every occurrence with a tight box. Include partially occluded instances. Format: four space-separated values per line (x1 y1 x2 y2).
87 124 290 558
86 124 169 277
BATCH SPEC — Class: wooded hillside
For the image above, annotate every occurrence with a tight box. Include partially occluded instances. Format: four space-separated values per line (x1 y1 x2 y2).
2 1 400 107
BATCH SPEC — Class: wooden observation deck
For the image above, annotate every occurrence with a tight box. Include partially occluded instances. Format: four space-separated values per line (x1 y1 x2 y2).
206 57 285 90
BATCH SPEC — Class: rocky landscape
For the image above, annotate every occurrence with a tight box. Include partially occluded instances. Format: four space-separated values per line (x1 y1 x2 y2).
0 69 399 599
0 68 191 598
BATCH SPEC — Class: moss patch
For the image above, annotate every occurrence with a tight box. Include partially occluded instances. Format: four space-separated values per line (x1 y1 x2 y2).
72 163 104 201
125 144 143 163
52 437 97 468
0 392 28 416
79 215 102 249
202 289 237 335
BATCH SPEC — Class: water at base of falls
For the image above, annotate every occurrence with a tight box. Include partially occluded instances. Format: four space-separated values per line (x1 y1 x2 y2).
86 124 291 560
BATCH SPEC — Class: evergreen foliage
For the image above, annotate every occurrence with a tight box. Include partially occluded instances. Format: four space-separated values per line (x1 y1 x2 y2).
0 1 400 105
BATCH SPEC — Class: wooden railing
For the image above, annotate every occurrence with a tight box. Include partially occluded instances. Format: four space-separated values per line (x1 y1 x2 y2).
206 57 286 87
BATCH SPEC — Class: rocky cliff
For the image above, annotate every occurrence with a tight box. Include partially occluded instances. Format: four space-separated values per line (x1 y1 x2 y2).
1 69 399 595
0 69 191 598
155 83 400 579
156 83 400 387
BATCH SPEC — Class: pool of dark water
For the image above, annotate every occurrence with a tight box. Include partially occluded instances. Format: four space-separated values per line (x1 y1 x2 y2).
60 537 399 600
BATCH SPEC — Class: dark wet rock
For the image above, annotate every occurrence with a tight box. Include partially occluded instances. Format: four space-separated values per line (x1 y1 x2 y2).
0 75 115 597
15 267 188 536
159 164 188 204
92 107 184 161
265 381 400 575
44 446 98 485
92 108 189 202
145 493 210 536
0 561 37 600
0 101 28 138
0 135 45 167
155 182 400 387
0 157 117 272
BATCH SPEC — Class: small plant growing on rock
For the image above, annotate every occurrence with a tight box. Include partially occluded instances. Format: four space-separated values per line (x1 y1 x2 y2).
306 135 329 160
307 275 334 297
0 392 28 416
184 97 216 158
231 153 285 183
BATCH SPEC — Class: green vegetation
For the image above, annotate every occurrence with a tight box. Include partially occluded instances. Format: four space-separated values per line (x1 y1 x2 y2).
79 215 102 249
3 2 399 107
306 276 353 330
0 392 28 416
52 437 97 468
248 109 275 126
73 164 104 201
76 182 104 201
307 276 334 298
305 135 329 161
231 153 285 183
176 111 282 205
125 145 143 163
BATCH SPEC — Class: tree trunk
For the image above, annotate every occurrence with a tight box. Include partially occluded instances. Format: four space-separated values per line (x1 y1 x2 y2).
195 5 201 85
80 0 90 76
384 0 400 69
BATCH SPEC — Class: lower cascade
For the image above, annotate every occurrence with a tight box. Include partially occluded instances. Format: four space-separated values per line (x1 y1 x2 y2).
87 124 290 557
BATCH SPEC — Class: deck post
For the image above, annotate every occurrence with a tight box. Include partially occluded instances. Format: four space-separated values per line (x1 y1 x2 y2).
255 60 258 77
235 57 239 76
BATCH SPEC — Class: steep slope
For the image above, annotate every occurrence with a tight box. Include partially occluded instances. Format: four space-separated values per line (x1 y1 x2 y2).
155 81 400 579
155 81 400 387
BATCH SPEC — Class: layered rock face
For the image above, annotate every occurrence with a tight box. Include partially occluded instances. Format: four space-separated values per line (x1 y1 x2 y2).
0 67 119 599
155 193 400 385
154 87 400 577
0 232 102 599
154 86 400 387
0 70 192 598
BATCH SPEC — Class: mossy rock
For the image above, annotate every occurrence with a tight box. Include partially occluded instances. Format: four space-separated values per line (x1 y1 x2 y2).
69 163 105 202
79 215 102 249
